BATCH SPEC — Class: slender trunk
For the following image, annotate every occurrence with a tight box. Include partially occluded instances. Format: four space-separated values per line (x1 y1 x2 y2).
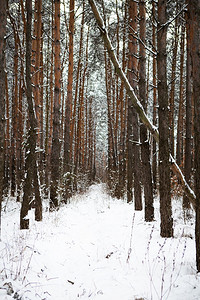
157 0 173 237
139 0 154 221
127 0 142 209
169 2 179 157
32 0 42 139
64 0 74 201
20 0 42 229
70 1 84 159
0 0 6 238
189 0 200 272
4 67 9 194
115 1 127 199
176 24 185 168
152 0 157 192
183 0 193 209
50 0 61 209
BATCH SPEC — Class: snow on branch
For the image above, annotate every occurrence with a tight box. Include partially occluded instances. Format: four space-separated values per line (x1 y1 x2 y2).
158 4 188 32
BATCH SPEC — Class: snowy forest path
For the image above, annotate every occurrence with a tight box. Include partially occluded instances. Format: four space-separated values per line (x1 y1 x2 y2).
0 184 199 299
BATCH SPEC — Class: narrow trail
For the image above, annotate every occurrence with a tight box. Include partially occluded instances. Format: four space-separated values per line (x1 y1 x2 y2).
0 184 199 299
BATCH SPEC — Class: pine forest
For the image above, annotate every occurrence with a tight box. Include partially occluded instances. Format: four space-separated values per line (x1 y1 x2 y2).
0 0 200 299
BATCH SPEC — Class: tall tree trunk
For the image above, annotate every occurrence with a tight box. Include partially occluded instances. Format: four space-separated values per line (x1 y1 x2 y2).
183 0 193 209
0 0 7 237
139 0 154 221
45 4 54 192
127 0 142 209
64 0 74 201
176 24 185 168
157 0 173 237
115 1 127 199
50 0 61 209
169 2 179 157
20 0 42 229
189 0 200 273
152 0 157 192
4 66 9 195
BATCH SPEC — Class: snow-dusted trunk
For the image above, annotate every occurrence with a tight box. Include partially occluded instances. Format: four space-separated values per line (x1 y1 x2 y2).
20 0 42 229
157 0 173 237
169 2 179 158
32 0 42 144
50 0 61 209
127 0 142 208
189 0 200 273
0 0 6 237
64 0 74 201
115 2 127 199
139 0 154 221
152 0 157 192
176 24 185 168
183 1 193 209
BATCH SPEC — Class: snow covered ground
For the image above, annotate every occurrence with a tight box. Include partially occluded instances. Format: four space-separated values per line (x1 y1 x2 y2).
0 184 200 300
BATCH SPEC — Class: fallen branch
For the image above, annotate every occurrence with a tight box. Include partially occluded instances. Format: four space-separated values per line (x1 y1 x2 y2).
88 0 196 207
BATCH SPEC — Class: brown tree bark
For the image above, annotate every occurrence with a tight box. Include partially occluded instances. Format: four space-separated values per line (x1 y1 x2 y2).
32 0 42 134
189 0 200 272
127 0 142 209
20 0 42 229
139 0 154 221
183 0 193 209
71 1 84 160
157 0 173 237
50 0 61 209
4 66 9 194
45 4 54 191
176 24 185 168
115 1 127 199
8 12 19 197
64 0 75 201
152 0 157 192
0 0 7 236
169 2 179 157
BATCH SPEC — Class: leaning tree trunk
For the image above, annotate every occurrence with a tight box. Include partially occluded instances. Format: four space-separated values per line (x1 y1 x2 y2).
0 0 7 237
157 0 173 237
139 0 154 221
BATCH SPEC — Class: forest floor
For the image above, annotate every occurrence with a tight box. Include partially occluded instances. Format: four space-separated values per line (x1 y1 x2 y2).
0 183 200 300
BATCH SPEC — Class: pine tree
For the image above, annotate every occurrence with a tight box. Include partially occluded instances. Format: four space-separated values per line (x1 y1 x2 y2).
157 0 173 237
0 0 7 235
